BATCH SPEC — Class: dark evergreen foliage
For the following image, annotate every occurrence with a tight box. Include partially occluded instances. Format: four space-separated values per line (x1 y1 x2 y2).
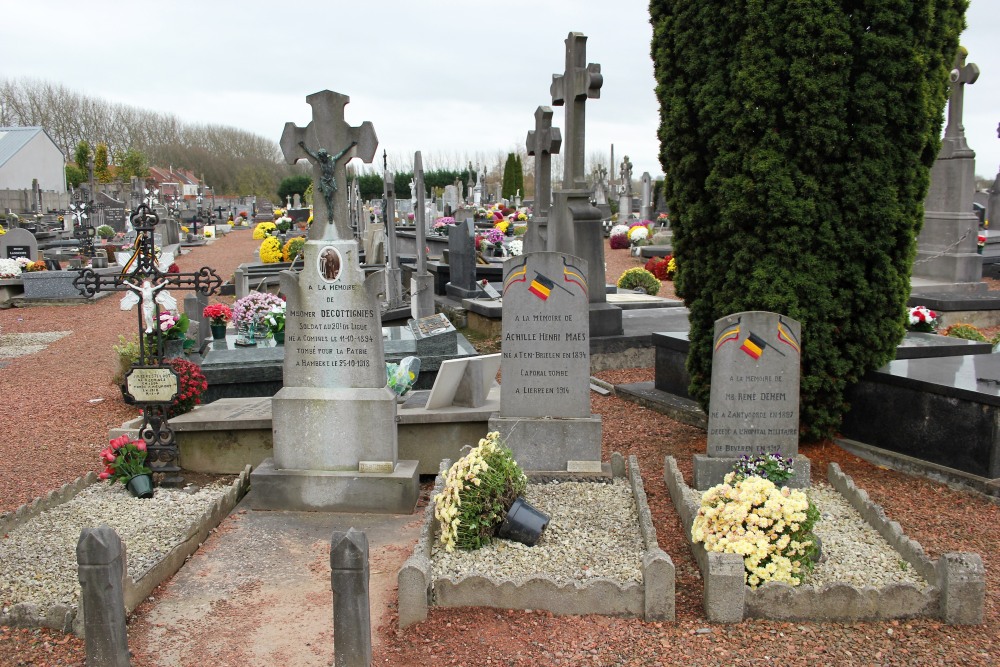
277 173 313 204
649 0 968 438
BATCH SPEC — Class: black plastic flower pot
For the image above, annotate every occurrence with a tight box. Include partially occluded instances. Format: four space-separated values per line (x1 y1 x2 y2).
126 474 154 499
497 497 549 546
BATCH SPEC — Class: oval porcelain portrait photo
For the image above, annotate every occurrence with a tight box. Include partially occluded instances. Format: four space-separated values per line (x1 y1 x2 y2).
319 246 342 282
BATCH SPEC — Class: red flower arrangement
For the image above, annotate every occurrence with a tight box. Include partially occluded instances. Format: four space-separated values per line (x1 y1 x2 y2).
203 303 233 325
167 262 180 274
645 256 671 280
99 435 151 484
165 357 208 418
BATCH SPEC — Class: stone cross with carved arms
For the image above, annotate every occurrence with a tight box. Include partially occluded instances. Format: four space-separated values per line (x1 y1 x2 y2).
526 106 562 218
280 90 378 241
550 32 603 190
944 47 979 147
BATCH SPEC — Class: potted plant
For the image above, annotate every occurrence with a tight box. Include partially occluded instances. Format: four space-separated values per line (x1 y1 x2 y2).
232 291 285 345
433 431 549 552
99 435 154 498
907 305 939 333
165 357 208 418
265 302 286 344
150 310 191 357
203 303 233 340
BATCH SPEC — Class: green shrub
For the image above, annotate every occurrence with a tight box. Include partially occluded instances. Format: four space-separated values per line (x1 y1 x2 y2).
942 323 987 342
650 0 968 438
112 334 140 386
96 225 115 239
617 267 660 296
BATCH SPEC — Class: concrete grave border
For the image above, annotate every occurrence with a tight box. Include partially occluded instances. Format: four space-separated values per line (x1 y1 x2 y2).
663 456 985 624
0 466 251 635
397 453 675 629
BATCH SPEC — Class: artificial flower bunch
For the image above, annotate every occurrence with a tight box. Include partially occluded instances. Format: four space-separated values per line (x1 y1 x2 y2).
656 212 669 224
265 302 286 335
433 431 527 552
99 435 151 484
15 257 44 272
691 472 819 589
165 357 208 417
252 221 277 239
907 305 939 333
730 452 795 485
609 224 630 250
0 258 21 278
259 236 283 263
233 291 285 327
978 234 986 249
155 311 190 340
202 303 232 325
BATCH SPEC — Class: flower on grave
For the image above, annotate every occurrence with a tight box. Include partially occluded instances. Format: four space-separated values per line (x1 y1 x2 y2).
99 435 152 485
609 223 631 250
494 220 510 234
485 228 504 245
434 216 456 230
407 213 414 222
252 221 277 239
265 302 286 335
433 431 528 552
233 291 285 327
165 357 208 418
180 225 190 234
978 234 986 249
516 211 528 221
907 305 939 333
731 453 795 485
656 213 669 224
22 260 46 272
259 236 283 263
0 258 21 278
283 236 306 262
167 263 180 274
203 229 213 238
507 239 523 256
691 473 819 589
154 311 190 340
203 303 233 325
628 225 649 245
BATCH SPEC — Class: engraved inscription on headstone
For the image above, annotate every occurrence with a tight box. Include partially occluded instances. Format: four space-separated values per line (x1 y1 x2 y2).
707 311 801 458
499 252 590 419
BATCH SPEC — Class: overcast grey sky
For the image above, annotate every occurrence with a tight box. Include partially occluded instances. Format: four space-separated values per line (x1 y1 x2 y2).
3 1 998 180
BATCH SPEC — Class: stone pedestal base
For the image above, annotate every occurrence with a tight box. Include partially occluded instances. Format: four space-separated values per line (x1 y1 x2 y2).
488 414 602 472
249 458 419 513
272 386 398 470
445 282 482 300
693 454 811 491
589 301 624 337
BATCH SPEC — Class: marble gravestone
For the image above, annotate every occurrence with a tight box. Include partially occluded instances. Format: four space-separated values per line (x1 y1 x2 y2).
251 89 418 514
693 311 808 490
1 228 38 260
488 251 602 472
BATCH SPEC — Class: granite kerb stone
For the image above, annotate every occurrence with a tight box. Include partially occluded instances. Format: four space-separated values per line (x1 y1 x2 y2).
663 456 982 624
397 453 674 627
0 467 250 636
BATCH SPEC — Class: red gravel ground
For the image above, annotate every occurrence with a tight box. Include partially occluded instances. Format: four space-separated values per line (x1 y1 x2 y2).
1 233 998 665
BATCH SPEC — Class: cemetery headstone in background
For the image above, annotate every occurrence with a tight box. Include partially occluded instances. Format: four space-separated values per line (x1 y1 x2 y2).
0 228 38 260
694 310 808 489
252 89 418 513
445 222 481 299
489 251 603 471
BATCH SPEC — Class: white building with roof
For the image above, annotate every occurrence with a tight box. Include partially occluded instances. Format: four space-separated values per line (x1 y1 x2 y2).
0 127 66 193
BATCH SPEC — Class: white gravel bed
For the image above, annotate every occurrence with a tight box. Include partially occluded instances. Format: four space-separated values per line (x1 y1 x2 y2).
685 482 930 590
0 481 232 613
0 331 71 358
432 479 645 585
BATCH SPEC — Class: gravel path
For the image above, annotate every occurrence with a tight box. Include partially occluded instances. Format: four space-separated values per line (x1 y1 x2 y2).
2 233 999 665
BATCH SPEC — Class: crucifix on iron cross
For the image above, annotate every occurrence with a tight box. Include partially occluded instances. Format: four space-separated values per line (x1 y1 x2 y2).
73 203 222 484
526 106 562 219
944 47 979 150
280 90 379 241
551 32 603 190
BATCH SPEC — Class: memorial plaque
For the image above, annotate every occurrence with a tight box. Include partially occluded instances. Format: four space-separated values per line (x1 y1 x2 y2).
410 312 455 338
5 246 31 260
499 251 590 419
124 366 180 403
479 280 502 300
358 461 394 473
707 311 801 458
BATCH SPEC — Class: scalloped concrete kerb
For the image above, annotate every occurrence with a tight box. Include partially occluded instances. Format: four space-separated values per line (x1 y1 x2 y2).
397 452 675 629
663 456 985 625
0 467 252 636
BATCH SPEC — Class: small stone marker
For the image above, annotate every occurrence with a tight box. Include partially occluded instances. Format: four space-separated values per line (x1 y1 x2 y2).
489 251 602 471
695 310 804 489
77 526 130 667
330 528 372 667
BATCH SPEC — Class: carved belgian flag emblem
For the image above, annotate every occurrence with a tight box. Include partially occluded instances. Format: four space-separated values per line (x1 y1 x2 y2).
528 273 554 300
740 332 766 360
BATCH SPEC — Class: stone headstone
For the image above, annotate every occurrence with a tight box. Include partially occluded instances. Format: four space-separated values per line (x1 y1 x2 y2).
445 222 480 299
293 193 301 209
489 251 602 471
330 528 372 667
252 90 417 513
410 151 435 320
912 48 982 291
694 311 804 489
76 526 130 667
525 106 562 254
989 171 1000 228
640 172 653 220
443 184 459 213
0 227 38 260
161 217 181 247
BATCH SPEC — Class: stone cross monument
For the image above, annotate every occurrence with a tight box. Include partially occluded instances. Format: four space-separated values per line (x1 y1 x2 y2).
411 151 435 319
252 89 419 513
279 90 378 241
547 31 622 337
912 47 983 292
524 106 562 253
